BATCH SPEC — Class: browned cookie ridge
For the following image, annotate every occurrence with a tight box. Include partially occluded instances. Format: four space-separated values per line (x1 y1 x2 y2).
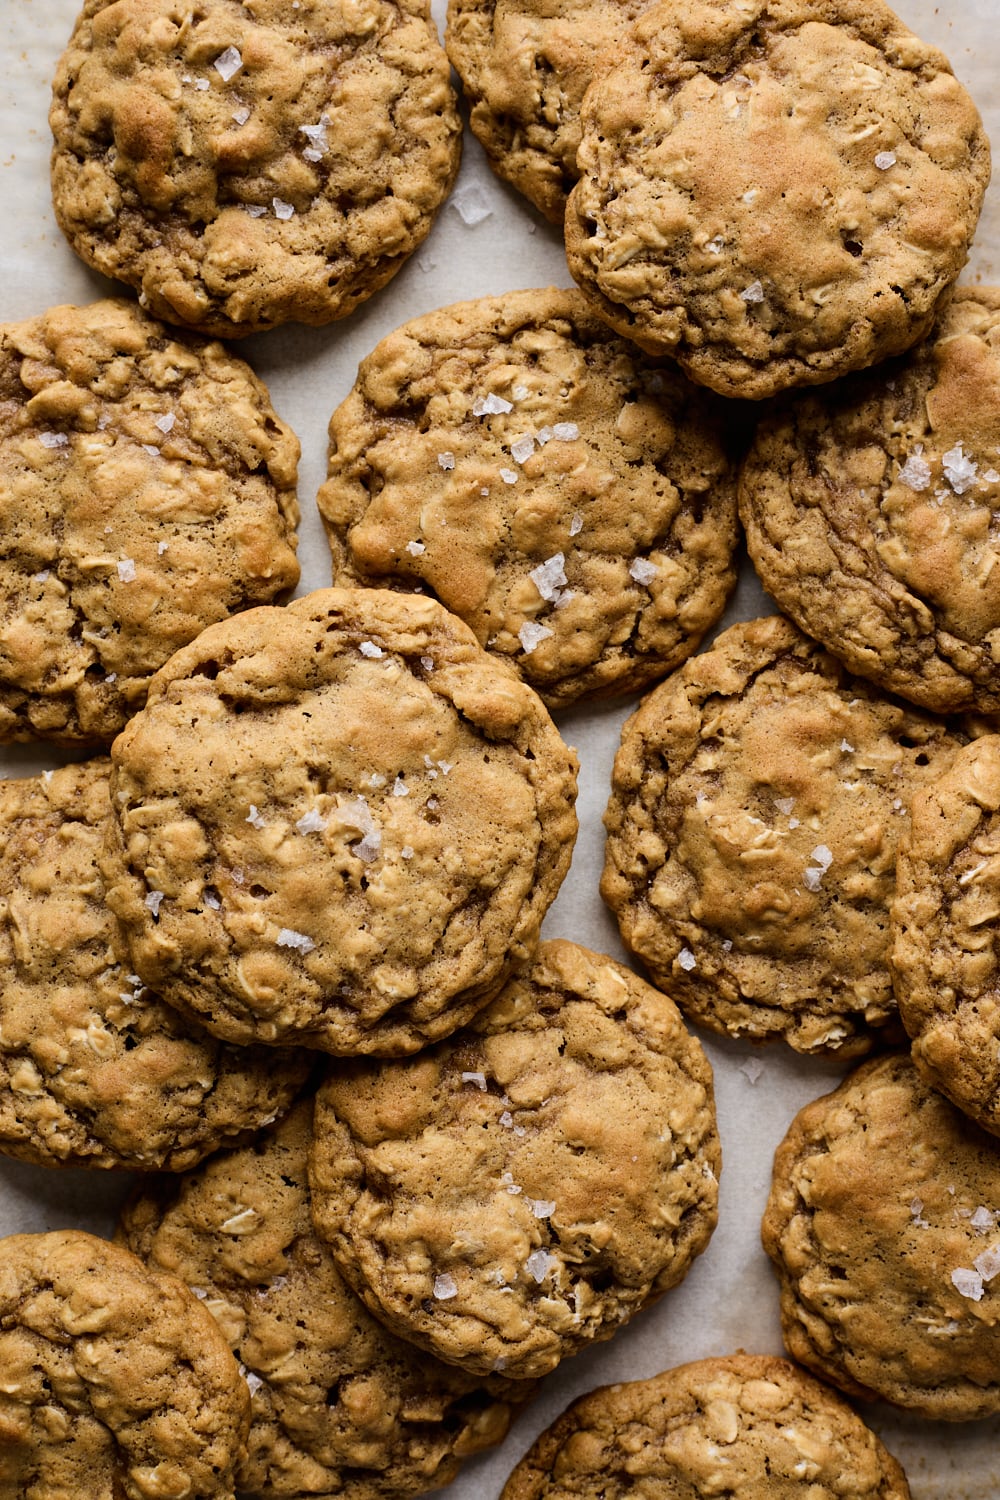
50 0 461 336
564 0 989 398
308 940 720 1380
103 588 578 1056
318 288 741 709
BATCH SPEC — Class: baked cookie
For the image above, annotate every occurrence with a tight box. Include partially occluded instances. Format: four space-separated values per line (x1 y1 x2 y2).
0 1229 249 1499
0 299 299 744
601 615 965 1055
117 1096 525 1500
564 0 989 399
308 939 720 1380
317 289 741 710
499 1353 911 1499
50 0 461 338
102 588 578 1055
741 287 1000 714
763 1052 1000 1420
445 0 648 222
0 758 310 1173
891 735 1000 1139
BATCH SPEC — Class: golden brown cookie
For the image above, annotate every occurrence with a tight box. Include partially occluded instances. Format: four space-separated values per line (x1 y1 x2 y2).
499 1354 911 1499
763 1052 1000 1421
102 588 578 1056
317 288 742 710
0 298 299 744
445 0 648 222
564 0 989 399
50 0 461 337
308 939 720 1380
891 735 1000 1139
741 287 1000 714
601 615 966 1055
0 1229 250 1499
0 758 310 1172
117 1096 526 1500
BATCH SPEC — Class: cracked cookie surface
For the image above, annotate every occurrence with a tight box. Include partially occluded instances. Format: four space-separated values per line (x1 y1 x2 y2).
742 288 1000 714
499 1353 911 1499
0 758 309 1172
117 1095 525 1500
50 0 461 337
763 1052 1000 1420
0 1228 249 1500
103 587 578 1055
564 0 989 398
308 939 719 1380
0 299 299 744
318 288 740 710
601 615 966 1055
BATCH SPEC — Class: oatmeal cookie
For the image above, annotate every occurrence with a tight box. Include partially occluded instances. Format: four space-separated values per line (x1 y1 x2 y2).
50 0 461 337
564 0 989 399
317 288 741 710
102 588 578 1055
117 1096 525 1500
0 298 299 744
308 939 719 1380
499 1353 911 1499
0 1228 249 1499
601 615 965 1054
741 287 1000 714
0 758 309 1172
763 1052 1000 1420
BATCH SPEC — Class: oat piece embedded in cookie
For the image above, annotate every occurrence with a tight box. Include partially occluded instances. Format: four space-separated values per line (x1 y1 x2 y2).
117 1096 525 1500
103 588 578 1056
564 0 989 399
50 0 461 338
601 615 966 1055
0 1229 249 1499
891 735 1000 1139
318 288 741 710
0 758 310 1173
499 1353 911 1499
763 1052 1000 1421
0 299 299 744
308 939 719 1380
742 288 1000 714
445 0 650 223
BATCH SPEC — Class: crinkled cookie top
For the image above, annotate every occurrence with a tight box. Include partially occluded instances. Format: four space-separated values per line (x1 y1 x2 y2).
50 0 461 335
565 0 989 398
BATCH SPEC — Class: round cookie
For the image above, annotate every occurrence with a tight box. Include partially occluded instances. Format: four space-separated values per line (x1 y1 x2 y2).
891 735 1000 1139
0 298 299 744
763 1052 1000 1421
308 939 720 1380
601 614 966 1055
0 1229 250 1499
117 1096 525 1500
0 758 310 1172
564 0 990 399
317 289 741 710
102 587 579 1056
741 287 1000 714
445 0 648 223
499 1354 911 1500
50 0 461 338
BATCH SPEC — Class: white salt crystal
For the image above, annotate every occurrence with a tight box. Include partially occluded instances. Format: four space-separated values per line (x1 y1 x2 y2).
569 513 583 536
525 1249 556 1283
296 809 328 834
951 1267 985 1301
677 948 697 971
145 890 164 916
392 777 409 797
232 104 251 125
943 442 978 495
213 46 243 80
518 621 553 654
971 1206 995 1232
629 557 658 585
433 1273 458 1299
740 280 765 304
272 197 295 220
551 422 579 441
246 805 265 829
450 185 492 225
472 393 513 416
529 553 567 602
897 445 930 490
154 413 176 434
276 928 316 954
244 1370 263 1396
437 451 455 470
359 640 384 658
406 540 425 555
499 467 519 485
874 150 896 169
531 1199 556 1218
973 1243 1000 1281
501 1172 521 1194
461 1071 487 1090
117 558 137 582
510 434 535 463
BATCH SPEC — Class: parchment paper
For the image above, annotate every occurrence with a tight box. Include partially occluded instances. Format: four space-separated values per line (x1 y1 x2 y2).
1 1 999 1494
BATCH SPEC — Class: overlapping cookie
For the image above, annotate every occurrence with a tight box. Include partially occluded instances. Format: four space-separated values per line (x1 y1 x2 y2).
0 299 299 743
50 0 461 336
102 588 578 1056
308 940 719 1380
317 288 741 709
602 615 966 1054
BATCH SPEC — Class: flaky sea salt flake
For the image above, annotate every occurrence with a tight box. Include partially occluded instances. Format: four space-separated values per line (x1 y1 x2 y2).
437 451 455 470
974 1243 1000 1281
406 539 425 555
531 1199 556 1218
952 1267 985 1301
525 1249 557 1283
461 1070 487 1090
145 890 164 916
677 948 697 971
874 150 896 169
213 46 243 80
519 621 552 654
943 442 979 495
451 185 492 225
154 413 176 434
359 640 384 658
296 809 328 834
276 928 316 954
510 434 535 463
272 197 295 220
552 422 579 442
116 558 137 582
530 552 567 602
500 467 519 485
740 280 765 304
232 104 251 125
472 393 513 417
629 557 658 586
433 1273 458 1299
246 805 265 829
